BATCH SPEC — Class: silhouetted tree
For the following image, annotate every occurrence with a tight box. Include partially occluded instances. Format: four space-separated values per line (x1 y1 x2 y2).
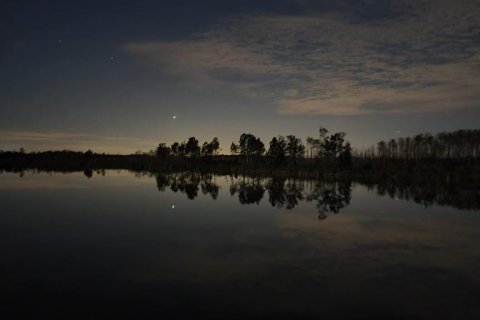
377 140 387 158
388 139 397 158
230 142 239 155
211 137 220 155
285 135 305 165
267 136 287 164
318 127 329 158
237 133 265 162
201 137 221 157
201 142 211 157
306 136 320 159
339 142 352 167
171 142 180 157
156 143 171 158
324 132 346 159
185 137 200 157
178 142 186 156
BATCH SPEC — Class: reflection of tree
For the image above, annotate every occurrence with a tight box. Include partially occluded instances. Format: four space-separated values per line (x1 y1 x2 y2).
167 173 200 199
95 169 106 176
83 168 93 178
156 173 356 217
155 172 219 200
365 177 480 210
200 174 219 200
155 174 170 191
230 178 265 205
307 180 352 220
183 182 199 200
231 176 352 217
158 172 477 212
265 177 305 210
265 177 287 208
285 179 304 209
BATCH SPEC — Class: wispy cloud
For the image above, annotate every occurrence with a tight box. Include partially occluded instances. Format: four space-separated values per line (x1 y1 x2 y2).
125 0 480 116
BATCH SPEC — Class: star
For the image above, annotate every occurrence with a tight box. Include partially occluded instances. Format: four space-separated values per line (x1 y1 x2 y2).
109 56 115 60
58 39 62 44
171 205 175 209
172 115 177 119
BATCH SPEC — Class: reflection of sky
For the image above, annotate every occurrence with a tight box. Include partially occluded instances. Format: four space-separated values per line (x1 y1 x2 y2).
1 1 480 153
1 171 480 318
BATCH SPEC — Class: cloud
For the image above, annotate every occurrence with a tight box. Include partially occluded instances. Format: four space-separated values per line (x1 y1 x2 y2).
125 39 279 78
125 0 480 115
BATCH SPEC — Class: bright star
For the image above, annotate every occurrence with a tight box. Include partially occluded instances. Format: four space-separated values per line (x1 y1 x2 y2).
171 205 175 209
172 115 176 119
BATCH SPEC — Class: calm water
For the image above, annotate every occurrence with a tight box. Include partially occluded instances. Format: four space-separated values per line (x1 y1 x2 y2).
1 171 479 319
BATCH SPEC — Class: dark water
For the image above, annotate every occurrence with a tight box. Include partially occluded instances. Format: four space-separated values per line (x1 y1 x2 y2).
1 171 479 319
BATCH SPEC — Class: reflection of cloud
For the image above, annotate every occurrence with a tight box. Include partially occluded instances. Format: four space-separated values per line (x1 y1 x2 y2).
126 0 480 115
0 170 152 189
0 130 157 154
276 211 480 280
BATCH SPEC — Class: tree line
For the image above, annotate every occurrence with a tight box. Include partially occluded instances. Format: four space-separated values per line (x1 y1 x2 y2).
156 137 221 158
372 129 480 160
1 128 479 179
155 127 353 166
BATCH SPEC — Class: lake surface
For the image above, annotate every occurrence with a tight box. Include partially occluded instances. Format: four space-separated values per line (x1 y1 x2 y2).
1 171 479 319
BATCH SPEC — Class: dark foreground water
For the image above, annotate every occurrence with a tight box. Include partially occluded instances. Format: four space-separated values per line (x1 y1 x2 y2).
1 171 479 319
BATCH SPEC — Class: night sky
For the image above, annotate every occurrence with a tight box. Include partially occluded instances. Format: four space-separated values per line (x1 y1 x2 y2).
1 0 480 153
